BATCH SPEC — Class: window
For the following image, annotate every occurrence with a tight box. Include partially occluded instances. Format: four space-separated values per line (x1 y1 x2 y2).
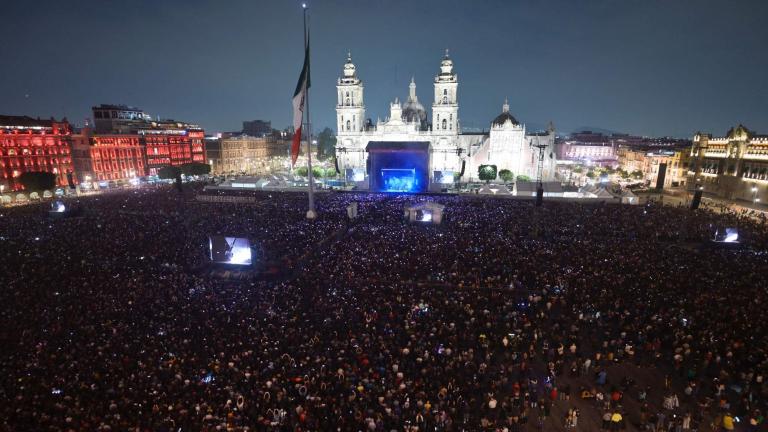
346 120 351 131
442 119 447 130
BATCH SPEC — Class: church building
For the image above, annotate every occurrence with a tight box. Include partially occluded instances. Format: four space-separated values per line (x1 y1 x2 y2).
334 51 556 191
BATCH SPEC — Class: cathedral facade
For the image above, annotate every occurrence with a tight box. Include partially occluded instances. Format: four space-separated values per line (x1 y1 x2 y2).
334 51 556 186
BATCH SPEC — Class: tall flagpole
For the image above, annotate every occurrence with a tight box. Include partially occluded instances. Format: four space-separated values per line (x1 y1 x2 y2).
303 3 317 219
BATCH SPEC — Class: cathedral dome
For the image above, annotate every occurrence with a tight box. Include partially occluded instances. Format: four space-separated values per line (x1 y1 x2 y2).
402 77 428 130
492 98 520 127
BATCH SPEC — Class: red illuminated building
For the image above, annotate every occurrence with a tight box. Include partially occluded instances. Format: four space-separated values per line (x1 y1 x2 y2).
90 134 145 181
141 120 205 176
0 115 74 191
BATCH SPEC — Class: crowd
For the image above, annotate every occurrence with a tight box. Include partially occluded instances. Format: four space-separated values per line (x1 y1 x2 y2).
0 184 767 431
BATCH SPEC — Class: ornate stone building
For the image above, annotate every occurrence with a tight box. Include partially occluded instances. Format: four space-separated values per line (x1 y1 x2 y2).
688 125 768 202
334 51 556 187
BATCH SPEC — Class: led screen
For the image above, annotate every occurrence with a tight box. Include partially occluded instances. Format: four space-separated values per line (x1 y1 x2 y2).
51 201 66 213
434 171 454 184
417 209 433 222
382 169 417 192
209 236 252 265
345 168 365 182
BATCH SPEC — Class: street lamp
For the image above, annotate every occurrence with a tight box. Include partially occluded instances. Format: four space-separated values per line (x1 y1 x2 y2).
752 185 758 204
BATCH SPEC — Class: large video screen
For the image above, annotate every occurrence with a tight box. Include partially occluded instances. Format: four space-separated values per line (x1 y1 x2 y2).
434 171 454 185
714 227 739 243
209 236 253 265
51 200 66 213
382 168 416 192
416 209 433 222
345 168 365 182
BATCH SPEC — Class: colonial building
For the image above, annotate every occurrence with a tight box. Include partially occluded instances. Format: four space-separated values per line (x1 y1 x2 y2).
689 125 768 202
89 133 145 182
617 146 690 188
220 135 288 174
0 115 74 191
92 104 153 134
140 120 206 176
205 136 223 174
557 131 619 167
86 105 207 178
334 51 556 188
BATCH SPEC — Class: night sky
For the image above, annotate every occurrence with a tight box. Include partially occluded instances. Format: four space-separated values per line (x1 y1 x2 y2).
1 0 766 138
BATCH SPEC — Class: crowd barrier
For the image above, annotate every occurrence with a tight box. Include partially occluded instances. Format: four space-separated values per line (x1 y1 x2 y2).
196 194 257 204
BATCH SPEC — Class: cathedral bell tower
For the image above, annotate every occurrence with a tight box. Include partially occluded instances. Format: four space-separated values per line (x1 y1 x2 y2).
336 52 365 135
432 49 458 135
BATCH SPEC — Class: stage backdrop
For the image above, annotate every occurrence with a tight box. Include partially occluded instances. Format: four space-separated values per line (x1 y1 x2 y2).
366 141 430 193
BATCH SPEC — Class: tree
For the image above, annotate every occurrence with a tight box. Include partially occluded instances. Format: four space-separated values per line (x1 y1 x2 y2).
516 175 532 182
157 166 182 180
324 167 338 178
632 170 644 180
19 171 56 191
295 166 308 177
478 165 497 182
317 127 337 160
180 162 211 176
586 170 596 179
572 166 584 174
311 167 323 179
498 169 514 183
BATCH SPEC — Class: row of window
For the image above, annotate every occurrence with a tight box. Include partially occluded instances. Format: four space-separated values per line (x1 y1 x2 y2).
94 161 141 173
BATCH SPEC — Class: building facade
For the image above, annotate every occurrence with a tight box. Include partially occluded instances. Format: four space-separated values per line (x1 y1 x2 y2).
617 147 690 187
205 136 223 174
688 125 768 202
557 132 618 167
141 121 206 176
92 104 152 134
334 52 556 185
89 134 145 181
0 115 74 191
220 135 288 174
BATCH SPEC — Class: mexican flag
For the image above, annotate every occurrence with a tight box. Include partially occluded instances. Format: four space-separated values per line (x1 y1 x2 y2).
291 40 311 167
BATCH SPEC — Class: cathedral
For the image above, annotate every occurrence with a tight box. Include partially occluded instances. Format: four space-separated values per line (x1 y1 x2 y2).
334 50 556 191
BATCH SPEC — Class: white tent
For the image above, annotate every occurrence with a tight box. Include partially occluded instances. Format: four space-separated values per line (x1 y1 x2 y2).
494 184 512 195
593 188 616 199
404 201 446 225
478 184 494 194
621 189 639 205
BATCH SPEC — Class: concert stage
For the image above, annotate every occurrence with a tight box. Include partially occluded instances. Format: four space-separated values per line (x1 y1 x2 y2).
366 141 429 193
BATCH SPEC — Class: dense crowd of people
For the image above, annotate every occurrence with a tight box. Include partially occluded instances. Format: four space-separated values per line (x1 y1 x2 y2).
1 184 767 431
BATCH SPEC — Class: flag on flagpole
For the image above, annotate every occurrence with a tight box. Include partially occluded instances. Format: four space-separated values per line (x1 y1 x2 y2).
291 40 311 167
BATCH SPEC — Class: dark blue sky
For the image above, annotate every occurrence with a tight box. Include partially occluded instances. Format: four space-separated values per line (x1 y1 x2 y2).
1 0 766 137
